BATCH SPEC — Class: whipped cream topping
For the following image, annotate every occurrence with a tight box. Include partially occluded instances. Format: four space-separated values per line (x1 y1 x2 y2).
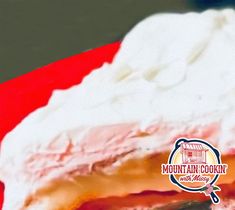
1 9 235 210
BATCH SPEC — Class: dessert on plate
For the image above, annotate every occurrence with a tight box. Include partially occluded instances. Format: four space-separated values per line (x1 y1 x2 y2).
0 9 235 210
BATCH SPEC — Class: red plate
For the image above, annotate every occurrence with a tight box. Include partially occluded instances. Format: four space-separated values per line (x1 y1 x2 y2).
0 42 120 209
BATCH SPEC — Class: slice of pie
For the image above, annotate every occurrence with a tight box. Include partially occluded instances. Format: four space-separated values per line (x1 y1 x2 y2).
1 9 235 210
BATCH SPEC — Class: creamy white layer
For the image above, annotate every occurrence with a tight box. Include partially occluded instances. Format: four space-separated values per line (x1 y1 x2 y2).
1 9 235 210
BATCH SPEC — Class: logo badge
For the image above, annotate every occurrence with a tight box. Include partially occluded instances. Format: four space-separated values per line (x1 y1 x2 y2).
161 138 228 204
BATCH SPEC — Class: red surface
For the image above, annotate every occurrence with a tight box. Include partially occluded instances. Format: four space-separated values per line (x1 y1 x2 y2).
0 42 120 209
